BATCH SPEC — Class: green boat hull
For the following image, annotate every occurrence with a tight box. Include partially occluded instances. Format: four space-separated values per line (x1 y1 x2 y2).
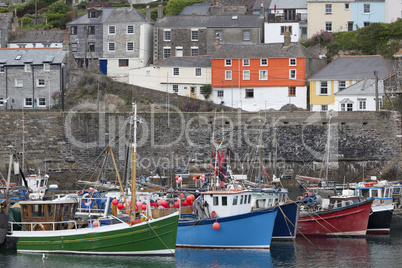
6 213 178 256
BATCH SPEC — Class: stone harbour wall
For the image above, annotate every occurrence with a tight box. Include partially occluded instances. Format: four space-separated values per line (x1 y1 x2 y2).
0 110 400 189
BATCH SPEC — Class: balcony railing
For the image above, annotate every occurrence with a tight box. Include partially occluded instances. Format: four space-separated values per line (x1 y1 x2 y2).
267 13 307 23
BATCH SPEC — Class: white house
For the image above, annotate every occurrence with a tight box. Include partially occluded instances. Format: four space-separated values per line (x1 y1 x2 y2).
334 78 384 111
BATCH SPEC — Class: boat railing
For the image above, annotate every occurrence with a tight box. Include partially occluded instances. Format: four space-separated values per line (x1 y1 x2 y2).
9 219 78 232
76 195 112 217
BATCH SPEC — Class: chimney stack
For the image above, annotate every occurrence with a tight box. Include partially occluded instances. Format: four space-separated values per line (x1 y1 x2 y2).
259 2 265 19
215 33 220 51
284 27 291 46
158 2 164 19
72 7 78 20
146 5 151 21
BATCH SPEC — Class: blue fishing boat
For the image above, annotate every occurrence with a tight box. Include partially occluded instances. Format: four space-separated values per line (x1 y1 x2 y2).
176 190 278 249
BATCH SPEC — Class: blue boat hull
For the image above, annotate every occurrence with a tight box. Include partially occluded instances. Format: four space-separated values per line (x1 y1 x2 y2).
272 202 300 240
176 207 277 249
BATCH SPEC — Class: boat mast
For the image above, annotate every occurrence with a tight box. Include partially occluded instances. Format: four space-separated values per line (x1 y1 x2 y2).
324 110 333 182
131 103 137 221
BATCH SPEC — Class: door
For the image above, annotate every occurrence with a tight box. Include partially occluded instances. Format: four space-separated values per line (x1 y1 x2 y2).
190 87 197 98
100 60 107 75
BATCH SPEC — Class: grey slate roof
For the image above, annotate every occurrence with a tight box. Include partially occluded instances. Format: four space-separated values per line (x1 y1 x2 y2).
269 0 307 9
104 7 150 23
212 43 312 59
309 55 394 80
154 15 263 28
179 2 211 15
335 79 384 96
8 30 65 43
252 0 272 10
155 55 212 67
0 48 66 65
67 8 114 25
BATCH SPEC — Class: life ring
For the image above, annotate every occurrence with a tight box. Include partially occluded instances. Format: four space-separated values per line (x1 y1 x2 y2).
34 223 46 231
82 193 92 207
297 196 304 202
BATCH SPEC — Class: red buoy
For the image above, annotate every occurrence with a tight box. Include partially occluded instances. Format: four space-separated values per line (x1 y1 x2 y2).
141 204 147 210
117 203 124 210
93 220 100 227
212 222 220 230
112 199 118 206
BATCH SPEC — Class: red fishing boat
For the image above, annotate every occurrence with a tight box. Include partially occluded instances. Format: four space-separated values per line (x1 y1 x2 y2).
297 191 374 237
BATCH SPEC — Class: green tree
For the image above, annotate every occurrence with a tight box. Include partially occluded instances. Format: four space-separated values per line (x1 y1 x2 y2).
200 84 212 100
48 1 69 14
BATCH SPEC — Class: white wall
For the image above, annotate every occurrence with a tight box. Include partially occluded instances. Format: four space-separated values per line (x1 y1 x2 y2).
7 42 63 48
385 0 402 23
264 22 302 43
212 86 307 111
334 94 382 111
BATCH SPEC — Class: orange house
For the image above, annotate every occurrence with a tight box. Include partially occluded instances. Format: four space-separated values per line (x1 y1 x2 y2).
211 43 308 111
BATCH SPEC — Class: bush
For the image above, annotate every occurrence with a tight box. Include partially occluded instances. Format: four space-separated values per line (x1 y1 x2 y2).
0 7 9 13
200 84 212 100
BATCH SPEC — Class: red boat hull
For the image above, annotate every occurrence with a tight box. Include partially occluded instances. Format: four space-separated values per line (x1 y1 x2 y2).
297 200 373 237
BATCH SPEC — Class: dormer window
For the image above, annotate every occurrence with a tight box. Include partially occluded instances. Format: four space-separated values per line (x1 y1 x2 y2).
89 11 97 18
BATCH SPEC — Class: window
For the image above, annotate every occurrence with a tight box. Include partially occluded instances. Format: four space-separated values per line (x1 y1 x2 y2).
43 63 50 72
38 98 46 107
233 196 238 205
215 30 222 41
301 27 307 35
345 3 350 10
108 42 115 52
377 98 382 108
243 70 250 80
213 196 219 206
24 98 33 107
173 85 178 93
109 25 116 35
0 65 4 73
243 59 249 66
217 90 224 97
127 42 134 51
173 67 180 76
225 59 232 66
164 29 171 41
322 105 328 111
119 59 129 67
259 70 268 80
326 22 332 32
89 43 95 52
146 70 150 75
281 26 292 34
347 103 353 111
261 59 267 66
163 47 171 59
127 25 134 34
88 26 95 35
289 58 296 66
15 79 23 87
191 47 199 56
195 67 201 77
175 47 183 56
37 79 45 87
364 22 370 27
243 30 250 41
359 100 366 110
339 81 346 91
325 4 332 14
364 4 370 14
222 196 227 206
191 29 198 41
89 11 97 18
25 64 31 73
245 89 254 98
0 98 3 106
289 69 296 79
72 43 78 52
240 195 243 204
320 81 328 94
348 22 354 31
225 70 232 80
70 26 77 35
289 87 296 96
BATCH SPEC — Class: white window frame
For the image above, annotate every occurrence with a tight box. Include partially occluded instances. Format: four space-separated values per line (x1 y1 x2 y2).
164 29 171 41
261 59 268 66
225 70 232 80
43 63 50 72
109 25 116 35
259 70 268 80
163 47 171 59
24 98 33 108
191 47 199 56
359 100 366 110
108 42 115 52
243 70 250 80
37 97 46 107
341 103 346 111
225 59 232 66
243 30 250 41
364 4 370 14
195 67 202 77
347 103 353 111
37 79 45 87
289 69 296 79
325 4 332 14
191 29 198 41
127 25 134 34
217 90 224 98
173 84 179 93
326 22 332 32
24 64 31 73
345 3 350 10
15 79 23 87
243 59 249 66
320 81 328 95
146 70 151 75
126 42 134 51
289 58 296 66
339 81 346 91
173 67 180 76
322 105 328 111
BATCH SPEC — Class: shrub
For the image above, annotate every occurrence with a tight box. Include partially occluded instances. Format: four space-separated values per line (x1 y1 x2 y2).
200 84 212 100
